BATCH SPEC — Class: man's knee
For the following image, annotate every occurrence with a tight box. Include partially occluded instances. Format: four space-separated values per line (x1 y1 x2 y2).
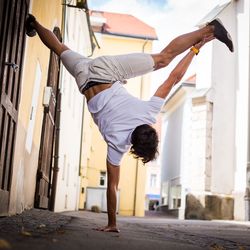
152 52 172 70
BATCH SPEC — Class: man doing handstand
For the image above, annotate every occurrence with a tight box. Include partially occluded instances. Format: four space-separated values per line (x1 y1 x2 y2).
25 14 233 232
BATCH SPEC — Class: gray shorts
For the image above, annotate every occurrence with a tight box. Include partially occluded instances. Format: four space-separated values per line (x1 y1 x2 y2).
60 49 155 93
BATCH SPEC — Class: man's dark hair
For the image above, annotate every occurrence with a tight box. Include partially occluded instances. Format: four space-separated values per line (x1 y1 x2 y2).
130 124 159 164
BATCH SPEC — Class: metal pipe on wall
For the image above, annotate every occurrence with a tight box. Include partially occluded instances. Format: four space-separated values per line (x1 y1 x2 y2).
245 0 250 221
49 1 66 211
133 39 149 216
49 92 62 211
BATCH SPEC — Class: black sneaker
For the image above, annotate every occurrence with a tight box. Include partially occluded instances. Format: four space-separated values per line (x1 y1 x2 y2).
25 14 36 37
208 18 234 52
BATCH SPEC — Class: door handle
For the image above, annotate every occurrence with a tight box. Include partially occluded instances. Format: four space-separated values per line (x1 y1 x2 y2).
5 62 19 72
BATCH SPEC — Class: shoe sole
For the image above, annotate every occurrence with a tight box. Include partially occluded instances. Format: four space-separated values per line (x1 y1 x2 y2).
25 14 37 37
209 18 234 52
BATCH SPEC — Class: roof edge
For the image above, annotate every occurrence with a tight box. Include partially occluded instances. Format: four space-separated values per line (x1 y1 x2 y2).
163 82 196 107
95 31 158 41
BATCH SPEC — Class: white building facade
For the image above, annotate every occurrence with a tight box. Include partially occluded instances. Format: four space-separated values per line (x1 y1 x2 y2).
160 0 250 221
145 160 161 210
54 4 92 212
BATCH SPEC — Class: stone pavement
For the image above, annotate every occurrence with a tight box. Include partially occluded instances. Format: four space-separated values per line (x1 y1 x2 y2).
0 209 250 250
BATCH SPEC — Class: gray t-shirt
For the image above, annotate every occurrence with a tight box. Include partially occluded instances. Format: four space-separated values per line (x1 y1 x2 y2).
87 81 164 166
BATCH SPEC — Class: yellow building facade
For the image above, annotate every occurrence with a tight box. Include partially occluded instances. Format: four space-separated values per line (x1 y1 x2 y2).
79 11 157 216
0 0 92 216
6 0 63 214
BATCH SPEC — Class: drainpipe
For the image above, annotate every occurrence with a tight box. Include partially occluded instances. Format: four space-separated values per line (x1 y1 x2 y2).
133 160 139 216
49 1 66 211
78 99 85 176
245 2 250 221
78 96 86 210
84 4 100 57
140 39 149 99
50 92 62 211
133 39 149 216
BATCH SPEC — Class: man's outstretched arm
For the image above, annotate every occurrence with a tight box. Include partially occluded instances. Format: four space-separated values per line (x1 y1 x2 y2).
97 161 120 233
154 36 213 99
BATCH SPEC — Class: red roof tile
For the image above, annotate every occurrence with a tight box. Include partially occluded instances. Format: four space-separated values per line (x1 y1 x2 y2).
90 10 158 40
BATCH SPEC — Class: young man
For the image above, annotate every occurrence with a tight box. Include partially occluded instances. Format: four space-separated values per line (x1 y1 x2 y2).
26 14 233 232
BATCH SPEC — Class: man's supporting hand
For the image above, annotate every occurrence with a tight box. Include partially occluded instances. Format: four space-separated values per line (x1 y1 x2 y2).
94 225 120 233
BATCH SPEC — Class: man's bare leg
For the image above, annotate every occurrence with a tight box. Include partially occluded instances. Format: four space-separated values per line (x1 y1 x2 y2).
28 16 69 56
152 18 234 70
152 26 214 70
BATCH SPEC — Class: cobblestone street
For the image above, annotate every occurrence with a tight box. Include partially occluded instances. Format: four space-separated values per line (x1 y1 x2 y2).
0 209 250 250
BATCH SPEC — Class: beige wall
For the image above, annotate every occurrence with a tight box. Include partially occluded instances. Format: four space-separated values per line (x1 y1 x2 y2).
9 0 62 214
79 107 93 208
81 33 154 216
54 3 92 212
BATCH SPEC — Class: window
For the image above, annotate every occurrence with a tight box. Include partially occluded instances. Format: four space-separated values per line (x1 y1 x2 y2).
171 185 181 209
150 174 157 188
99 171 107 186
173 198 181 208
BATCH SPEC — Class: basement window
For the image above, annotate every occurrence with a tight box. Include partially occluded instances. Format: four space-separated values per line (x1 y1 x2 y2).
99 171 107 187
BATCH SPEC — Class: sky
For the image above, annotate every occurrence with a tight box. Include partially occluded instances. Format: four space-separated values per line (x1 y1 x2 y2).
87 0 223 91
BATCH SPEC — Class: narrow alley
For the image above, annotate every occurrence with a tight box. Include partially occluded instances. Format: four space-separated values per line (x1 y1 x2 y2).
1 1 250 250
0 209 250 250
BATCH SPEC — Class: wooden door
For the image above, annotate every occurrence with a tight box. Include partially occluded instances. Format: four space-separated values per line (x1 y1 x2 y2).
34 27 61 209
0 0 29 216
